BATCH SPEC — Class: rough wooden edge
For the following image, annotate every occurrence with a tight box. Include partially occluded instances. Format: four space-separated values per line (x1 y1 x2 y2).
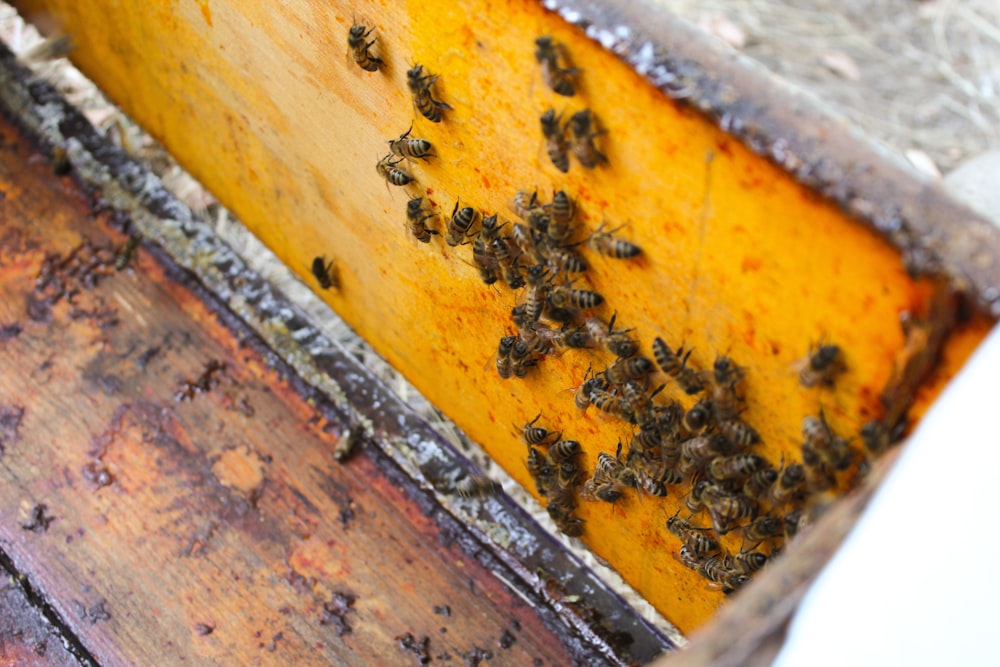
0 42 676 665
540 0 1000 317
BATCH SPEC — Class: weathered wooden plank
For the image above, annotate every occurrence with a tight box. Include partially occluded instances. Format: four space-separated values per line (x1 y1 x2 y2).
0 114 621 666
8 0 998 632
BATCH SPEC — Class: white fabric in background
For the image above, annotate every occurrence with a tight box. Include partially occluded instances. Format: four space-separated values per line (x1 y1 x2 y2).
772 324 1000 667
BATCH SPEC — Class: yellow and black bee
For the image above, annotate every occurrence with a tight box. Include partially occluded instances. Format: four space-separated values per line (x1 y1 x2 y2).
406 197 438 243
520 413 559 446
702 485 758 535
546 190 575 243
798 341 847 388
407 64 452 122
540 109 570 173
534 36 578 96
588 221 641 259
495 335 516 380
446 201 479 247
567 109 607 168
376 154 414 186
547 284 604 310
347 22 382 72
741 515 784 543
389 125 434 161
652 338 705 395
667 514 721 558
311 255 339 290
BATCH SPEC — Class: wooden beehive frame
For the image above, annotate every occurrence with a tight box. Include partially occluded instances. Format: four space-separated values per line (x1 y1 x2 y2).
7 0 1000 646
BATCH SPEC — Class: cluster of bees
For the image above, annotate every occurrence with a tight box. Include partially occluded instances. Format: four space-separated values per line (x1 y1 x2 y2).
343 22 878 597
527 340 860 594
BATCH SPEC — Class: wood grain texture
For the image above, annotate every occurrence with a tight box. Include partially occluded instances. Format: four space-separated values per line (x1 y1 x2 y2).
0 117 586 666
8 0 994 632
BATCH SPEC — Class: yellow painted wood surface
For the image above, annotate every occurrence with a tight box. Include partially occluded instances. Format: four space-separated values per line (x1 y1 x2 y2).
12 0 991 632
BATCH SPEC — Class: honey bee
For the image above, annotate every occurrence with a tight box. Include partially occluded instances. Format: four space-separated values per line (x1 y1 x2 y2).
731 548 770 575
503 261 526 290
495 335 516 379
488 232 515 263
686 478 712 513
708 454 768 482
652 338 706 395
519 327 553 357
666 514 721 558
768 463 806 506
511 190 543 222
540 109 570 173
545 246 587 275
446 201 479 246
718 418 760 449
509 223 538 261
588 221 641 259
510 339 539 378
548 439 581 463
798 342 847 388
742 467 778 499
802 444 835 493
455 475 502 498
692 554 731 584
534 36 578 96
620 381 653 424
556 460 582 488
472 235 500 285
802 413 833 450
741 515 784 543
573 368 610 410
567 109 607 168
376 154 414 186
406 197 438 243
546 190 575 243
606 356 654 385
581 315 636 357
860 419 906 456
535 324 590 351
348 22 382 72
581 450 636 502
826 437 858 471
389 125 434 161
711 358 747 422
713 355 745 389
629 424 662 461
683 397 714 434
311 256 339 290
547 283 603 311
547 491 584 537
588 388 635 423
634 459 683 496
680 434 733 471
523 264 549 324
526 445 556 496
520 413 559 446
702 486 758 535
407 64 451 122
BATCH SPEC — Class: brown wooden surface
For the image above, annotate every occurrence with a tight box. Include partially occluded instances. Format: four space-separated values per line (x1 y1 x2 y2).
0 113 591 666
